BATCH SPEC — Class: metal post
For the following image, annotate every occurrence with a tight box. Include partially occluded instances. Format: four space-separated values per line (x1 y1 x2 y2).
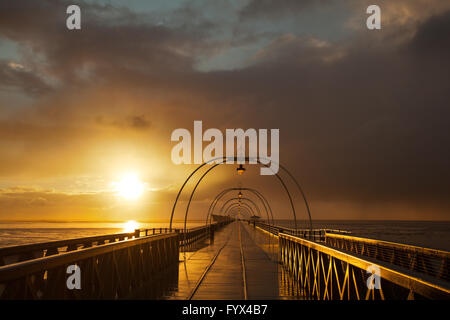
210 227 215 244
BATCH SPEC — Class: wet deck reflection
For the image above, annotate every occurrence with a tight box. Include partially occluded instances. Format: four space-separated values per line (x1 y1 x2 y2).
163 221 305 300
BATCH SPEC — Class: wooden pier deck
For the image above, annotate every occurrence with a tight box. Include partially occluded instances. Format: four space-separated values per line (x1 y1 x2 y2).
1 219 448 300
165 221 302 300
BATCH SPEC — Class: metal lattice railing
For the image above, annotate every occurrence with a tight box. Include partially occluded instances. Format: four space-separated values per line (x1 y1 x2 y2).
250 221 350 242
325 233 450 282
279 233 450 300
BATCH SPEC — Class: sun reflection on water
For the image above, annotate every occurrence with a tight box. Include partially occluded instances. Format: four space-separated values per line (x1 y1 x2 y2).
122 220 140 233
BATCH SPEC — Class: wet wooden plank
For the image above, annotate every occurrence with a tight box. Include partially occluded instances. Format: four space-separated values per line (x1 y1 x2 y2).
164 221 305 300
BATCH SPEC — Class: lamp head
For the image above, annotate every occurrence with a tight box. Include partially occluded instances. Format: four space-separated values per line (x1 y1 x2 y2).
236 164 246 175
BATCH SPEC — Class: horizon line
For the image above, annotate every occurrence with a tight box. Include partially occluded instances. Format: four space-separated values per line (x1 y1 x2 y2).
1 218 449 223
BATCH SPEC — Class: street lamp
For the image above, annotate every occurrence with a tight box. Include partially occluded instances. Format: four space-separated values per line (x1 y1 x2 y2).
236 164 246 175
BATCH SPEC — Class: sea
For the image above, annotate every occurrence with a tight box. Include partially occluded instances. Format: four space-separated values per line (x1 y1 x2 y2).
277 220 450 252
0 220 449 252
0 221 204 248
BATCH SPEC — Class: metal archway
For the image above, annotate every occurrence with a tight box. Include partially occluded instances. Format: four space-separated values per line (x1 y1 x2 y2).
228 211 250 221
182 163 220 235
170 156 312 232
225 204 254 218
223 202 258 219
220 200 270 225
220 197 261 217
205 188 274 228
209 201 258 224
228 208 252 219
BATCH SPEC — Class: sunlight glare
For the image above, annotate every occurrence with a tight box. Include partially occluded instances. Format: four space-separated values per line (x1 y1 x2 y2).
113 173 144 200
123 220 140 233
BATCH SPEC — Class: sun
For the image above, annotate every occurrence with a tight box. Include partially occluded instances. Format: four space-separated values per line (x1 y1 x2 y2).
113 173 145 200
123 220 140 233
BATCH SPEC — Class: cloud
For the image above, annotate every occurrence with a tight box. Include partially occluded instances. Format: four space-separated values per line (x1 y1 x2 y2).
240 0 330 20
409 10 450 58
0 0 209 88
0 60 51 95
0 1 449 220
7 61 24 70
251 34 343 66
95 114 151 130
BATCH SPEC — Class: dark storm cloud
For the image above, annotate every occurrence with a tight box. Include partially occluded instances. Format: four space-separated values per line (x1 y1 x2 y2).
0 0 210 87
95 114 151 130
409 10 450 58
180 11 450 210
0 60 51 95
240 0 330 20
1 0 450 219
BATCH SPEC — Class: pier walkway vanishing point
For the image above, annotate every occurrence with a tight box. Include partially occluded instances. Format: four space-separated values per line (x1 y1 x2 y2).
168 220 292 300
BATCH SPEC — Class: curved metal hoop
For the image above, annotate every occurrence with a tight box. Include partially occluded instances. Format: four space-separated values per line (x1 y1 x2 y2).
182 163 220 233
169 156 312 231
205 187 274 228
225 203 254 217
227 206 252 218
223 202 258 219
220 197 261 217
221 198 271 226
179 158 291 232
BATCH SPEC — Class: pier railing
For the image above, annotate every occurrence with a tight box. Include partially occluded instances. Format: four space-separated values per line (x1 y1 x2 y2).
0 221 232 299
0 222 231 267
179 221 231 250
325 233 450 282
0 231 138 267
0 232 179 299
279 233 450 300
250 221 350 242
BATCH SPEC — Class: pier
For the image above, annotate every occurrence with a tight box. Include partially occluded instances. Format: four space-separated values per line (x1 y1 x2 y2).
0 159 449 300
0 219 449 300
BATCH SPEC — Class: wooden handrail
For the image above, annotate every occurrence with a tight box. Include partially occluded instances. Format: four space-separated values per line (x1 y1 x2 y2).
0 232 178 283
0 221 231 266
0 231 136 256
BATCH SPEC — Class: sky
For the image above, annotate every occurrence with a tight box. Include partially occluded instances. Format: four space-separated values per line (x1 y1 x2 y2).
0 0 449 223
